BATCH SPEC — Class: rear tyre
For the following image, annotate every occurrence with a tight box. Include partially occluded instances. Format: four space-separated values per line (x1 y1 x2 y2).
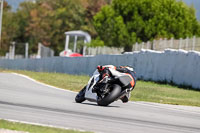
75 86 86 103
97 84 121 106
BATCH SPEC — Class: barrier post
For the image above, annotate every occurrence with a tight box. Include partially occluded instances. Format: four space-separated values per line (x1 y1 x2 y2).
192 36 196 51
25 43 29 59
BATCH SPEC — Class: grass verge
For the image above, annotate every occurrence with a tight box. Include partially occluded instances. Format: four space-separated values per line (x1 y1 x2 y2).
132 80 200 106
0 69 200 107
0 119 91 133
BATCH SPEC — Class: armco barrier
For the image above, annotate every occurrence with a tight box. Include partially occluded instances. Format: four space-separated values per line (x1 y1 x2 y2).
0 49 200 89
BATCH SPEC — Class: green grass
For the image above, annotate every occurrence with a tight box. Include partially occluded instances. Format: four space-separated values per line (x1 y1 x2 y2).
0 119 91 133
131 81 200 106
1 69 200 107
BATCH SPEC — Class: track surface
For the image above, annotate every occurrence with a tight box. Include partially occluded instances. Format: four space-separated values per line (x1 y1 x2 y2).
0 73 200 133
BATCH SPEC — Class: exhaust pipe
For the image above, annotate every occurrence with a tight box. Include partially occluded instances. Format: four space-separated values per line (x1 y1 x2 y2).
116 89 129 101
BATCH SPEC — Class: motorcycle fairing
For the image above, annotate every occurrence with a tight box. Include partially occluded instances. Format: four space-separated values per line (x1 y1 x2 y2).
118 75 132 86
84 70 99 102
109 68 132 86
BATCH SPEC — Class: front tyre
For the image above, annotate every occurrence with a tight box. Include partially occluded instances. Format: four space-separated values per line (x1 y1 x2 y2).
97 84 121 106
75 86 86 103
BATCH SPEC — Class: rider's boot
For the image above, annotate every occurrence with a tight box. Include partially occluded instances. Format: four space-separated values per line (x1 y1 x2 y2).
121 92 130 103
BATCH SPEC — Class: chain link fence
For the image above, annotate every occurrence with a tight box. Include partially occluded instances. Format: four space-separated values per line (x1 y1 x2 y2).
86 36 200 55
36 43 54 58
133 36 200 51
0 43 54 59
0 42 28 59
86 47 124 55
1 36 199 58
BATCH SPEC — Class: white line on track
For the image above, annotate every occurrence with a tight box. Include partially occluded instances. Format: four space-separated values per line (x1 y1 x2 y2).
12 73 77 94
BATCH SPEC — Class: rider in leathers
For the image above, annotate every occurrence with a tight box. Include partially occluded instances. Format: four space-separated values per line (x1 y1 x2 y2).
96 65 136 103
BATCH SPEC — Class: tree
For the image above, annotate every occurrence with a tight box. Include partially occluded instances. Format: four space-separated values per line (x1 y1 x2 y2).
24 0 110 55
25 1 54 52
46 0 88 54
16 0 88 55
93 0 200 51
93 6 130 49
0 0 111 55
0 1 19 55
15 1 38 53
80 0 109 37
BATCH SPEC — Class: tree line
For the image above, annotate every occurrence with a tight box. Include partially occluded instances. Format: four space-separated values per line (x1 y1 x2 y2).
0 0 200 55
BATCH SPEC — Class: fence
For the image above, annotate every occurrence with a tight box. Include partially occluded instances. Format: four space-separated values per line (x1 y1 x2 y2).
133 36 200 51
0 42 54 59
1 36 199 57
37 43 54 58
86 36 200 55
1 42 29 59
87 47 124 55
0 49 200 89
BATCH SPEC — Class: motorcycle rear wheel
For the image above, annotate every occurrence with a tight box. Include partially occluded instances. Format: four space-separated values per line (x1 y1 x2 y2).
97 84 121 106
75 86 86 103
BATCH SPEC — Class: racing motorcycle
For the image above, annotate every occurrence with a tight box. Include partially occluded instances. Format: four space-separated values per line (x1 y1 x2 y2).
75 66 134 106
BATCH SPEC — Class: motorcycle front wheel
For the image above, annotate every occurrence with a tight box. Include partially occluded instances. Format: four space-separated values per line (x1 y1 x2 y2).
97 84 121 106
75 86 86 103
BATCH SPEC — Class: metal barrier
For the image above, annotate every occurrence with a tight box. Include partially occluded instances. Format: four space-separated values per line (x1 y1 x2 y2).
0 49 200 89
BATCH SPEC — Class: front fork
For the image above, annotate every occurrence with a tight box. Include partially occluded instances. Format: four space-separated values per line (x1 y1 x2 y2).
94 83 110 98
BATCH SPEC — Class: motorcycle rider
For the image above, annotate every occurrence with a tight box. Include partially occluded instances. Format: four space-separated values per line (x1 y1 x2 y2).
96 65 136 103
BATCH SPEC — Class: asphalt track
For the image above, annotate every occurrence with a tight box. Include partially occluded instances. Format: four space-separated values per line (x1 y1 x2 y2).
0 73 200 133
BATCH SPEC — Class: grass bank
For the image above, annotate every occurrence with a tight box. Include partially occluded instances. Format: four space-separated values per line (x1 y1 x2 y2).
1 69 200 107
132 80 200 106
0 119 91 133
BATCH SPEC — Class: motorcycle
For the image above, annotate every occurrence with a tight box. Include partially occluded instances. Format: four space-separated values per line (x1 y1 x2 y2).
75 66 134 106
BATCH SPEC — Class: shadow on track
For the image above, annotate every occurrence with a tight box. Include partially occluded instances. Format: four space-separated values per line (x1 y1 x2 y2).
74 102 120 108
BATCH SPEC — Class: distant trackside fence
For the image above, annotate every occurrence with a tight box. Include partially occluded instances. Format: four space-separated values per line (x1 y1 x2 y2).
86 36 200 55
